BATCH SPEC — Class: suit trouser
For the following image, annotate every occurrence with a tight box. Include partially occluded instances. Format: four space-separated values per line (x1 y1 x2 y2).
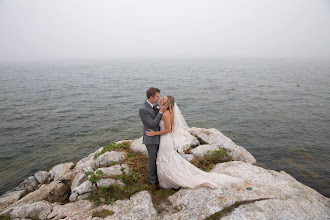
145 144 159 184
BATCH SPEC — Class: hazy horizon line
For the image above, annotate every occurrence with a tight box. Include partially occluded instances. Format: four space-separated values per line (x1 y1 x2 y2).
1 55 330 64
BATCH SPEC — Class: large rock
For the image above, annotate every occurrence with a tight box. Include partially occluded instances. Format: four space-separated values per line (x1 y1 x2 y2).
13 175 40 194
34 171 50 185
0 190 25 210
188 127 256 164
8 200 52 220
130 137 148 155
159 161 330 220
95 164 123 177
104 191 157 219
71 172 87 191
49 162 74 181
73 151 97 175
96 179 124 188
91 151 126 170
96 179 116 188
47 200 93 219
72 180 93 196
15 179 71 205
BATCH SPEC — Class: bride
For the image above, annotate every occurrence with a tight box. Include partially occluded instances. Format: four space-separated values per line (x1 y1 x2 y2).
146 95 244 189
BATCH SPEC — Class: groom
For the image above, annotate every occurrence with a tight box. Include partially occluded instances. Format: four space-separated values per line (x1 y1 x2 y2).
139 87 168 190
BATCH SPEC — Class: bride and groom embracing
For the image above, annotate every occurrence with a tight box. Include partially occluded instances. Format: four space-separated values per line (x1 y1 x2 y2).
139 87 244 190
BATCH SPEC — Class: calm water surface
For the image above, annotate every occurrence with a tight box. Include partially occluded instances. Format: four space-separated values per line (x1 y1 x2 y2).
0 58 329 197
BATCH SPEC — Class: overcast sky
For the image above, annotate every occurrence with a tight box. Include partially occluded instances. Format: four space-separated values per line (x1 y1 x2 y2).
0 0 329 61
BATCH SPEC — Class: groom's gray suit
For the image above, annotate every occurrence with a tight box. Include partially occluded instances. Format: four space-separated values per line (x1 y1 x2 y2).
139 100 163 184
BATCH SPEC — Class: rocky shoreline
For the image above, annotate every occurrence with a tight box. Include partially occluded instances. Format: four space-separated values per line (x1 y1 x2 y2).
0 127 329 220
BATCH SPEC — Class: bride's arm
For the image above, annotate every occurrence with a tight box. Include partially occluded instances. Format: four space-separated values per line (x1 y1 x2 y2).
145 113 172 136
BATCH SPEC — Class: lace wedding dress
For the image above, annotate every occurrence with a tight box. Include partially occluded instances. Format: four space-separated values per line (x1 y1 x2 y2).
156 104 244 189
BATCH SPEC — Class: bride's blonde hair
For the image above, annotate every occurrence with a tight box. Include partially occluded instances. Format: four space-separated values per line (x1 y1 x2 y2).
166 95 175 115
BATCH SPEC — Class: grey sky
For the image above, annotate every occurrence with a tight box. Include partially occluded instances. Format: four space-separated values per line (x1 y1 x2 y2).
0 0 329 61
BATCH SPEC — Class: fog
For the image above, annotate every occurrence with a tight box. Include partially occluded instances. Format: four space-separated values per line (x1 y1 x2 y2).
0 0 329 61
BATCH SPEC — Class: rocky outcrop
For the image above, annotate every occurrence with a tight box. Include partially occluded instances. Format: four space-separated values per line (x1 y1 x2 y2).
188 127 256 164
0 127 329 220
158 161 330 219
0 190 25 211
130 127 255 166
8 200 52 220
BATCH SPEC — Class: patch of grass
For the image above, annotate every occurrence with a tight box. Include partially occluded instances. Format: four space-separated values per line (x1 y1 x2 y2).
0 215 11 220
85 170 106 190
109 161 118 167
94 141 131 159
70 163 76 170
191 148 231 172
92 208 114 218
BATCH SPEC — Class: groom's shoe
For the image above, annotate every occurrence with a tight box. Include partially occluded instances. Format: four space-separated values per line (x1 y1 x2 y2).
151 183 160 191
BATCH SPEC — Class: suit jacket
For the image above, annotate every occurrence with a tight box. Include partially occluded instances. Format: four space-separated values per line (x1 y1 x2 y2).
139 100 162 145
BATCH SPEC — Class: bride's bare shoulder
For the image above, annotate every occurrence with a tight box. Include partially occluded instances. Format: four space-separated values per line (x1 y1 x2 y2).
163 111 173 121
163 111 173 118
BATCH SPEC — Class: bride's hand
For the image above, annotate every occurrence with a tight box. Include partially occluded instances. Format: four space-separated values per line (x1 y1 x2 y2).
146 129 156 136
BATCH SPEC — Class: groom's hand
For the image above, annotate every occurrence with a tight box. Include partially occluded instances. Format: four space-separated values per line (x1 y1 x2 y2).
160 103 168 114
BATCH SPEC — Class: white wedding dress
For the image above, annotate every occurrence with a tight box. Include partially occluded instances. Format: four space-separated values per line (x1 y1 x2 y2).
156 104 244 189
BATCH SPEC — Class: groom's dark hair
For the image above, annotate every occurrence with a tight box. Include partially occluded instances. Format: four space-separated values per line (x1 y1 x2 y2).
146 87 160 98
